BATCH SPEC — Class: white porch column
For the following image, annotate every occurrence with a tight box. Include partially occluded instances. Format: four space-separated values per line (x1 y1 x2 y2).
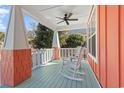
52 31 60 60
0 5 32 87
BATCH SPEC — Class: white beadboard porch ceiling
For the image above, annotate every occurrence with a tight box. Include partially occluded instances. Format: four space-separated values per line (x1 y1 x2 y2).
21 5 92 31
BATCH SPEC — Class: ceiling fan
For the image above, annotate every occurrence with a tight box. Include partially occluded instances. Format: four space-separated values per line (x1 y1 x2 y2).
56 13 78 25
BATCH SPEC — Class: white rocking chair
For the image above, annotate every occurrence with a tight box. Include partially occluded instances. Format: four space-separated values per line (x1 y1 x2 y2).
61 46 86 81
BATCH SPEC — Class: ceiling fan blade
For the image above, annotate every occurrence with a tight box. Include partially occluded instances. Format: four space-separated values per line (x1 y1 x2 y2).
67 19 78 21
67 13 73 18
65 20 69 25
56 17 64 20
57 21 64 24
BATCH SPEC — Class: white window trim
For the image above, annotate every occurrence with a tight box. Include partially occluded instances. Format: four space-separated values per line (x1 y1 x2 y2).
87 6 98 64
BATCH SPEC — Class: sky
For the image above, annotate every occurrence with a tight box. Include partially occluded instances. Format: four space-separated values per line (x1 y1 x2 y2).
0 5 38 32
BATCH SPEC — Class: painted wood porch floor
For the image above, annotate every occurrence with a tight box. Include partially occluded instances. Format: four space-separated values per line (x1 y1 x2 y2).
0 60 101 88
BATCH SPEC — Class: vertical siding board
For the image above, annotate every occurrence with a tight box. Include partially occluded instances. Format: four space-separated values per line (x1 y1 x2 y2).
99 5 107 88
120 6 124 87
106 6 119 88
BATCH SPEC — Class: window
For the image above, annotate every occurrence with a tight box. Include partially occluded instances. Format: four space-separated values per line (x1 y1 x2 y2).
92 34 96 57
87 6 98 62
88 39 91 53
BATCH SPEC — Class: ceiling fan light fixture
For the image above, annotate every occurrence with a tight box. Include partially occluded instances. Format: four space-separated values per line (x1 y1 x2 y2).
56 13 78 25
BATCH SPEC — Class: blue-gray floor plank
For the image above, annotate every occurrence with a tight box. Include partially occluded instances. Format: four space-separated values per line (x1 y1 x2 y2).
0 60 101 88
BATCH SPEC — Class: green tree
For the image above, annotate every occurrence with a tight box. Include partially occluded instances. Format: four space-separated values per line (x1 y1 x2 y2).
0 32 5 47
58 31 68 48
66 33 83 48
0 32 4 42
32 23 54 49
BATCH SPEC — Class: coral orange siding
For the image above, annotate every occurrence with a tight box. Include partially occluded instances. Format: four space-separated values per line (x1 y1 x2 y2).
99 5 107 88
87 5 124 88
0 49 32 87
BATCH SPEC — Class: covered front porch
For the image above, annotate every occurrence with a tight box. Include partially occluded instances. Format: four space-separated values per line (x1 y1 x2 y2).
0 5 94 88
0 5 124 88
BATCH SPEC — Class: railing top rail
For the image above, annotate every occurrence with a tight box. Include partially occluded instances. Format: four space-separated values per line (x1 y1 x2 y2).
32 48 54 52
60 48 77 49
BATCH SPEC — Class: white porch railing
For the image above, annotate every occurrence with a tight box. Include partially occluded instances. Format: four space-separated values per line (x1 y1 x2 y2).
32 48 77 70
60 48 77 59
32 48 54 70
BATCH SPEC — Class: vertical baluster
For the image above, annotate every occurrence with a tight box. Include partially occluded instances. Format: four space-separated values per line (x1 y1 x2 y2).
43 50 44 64
49 49 50 61
43 49 44 64
47 50 49 62
49 49 51 61
39 50 41 65
70 48 71 57
32 53 33 68
44 50 46 64
48 49 49 61
36 51 38 66
38 50 39 66
45 49 46 63
72 48 74 57
60 48 62 58
52 49 53 60
64 49 66 58
37 51 39 66
47 49 48 62
60 48 61 58
73 48 75 57
41 49 43 64
51 49 53 60
46 49 47 63
37 51 38 66
47 49 49 62
74 49 76 56
34 52 35 67
40 50 42 65
62 49 64 58
50 49 51 61
61 48 63 58
72 48 73 57
67 48 68 58
68 48 70 57
65 48 66 58
66 48 68 58
34 52 36 67
73 49 76 56
63 49 64 58
48 49 49 62
35 51 37 67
